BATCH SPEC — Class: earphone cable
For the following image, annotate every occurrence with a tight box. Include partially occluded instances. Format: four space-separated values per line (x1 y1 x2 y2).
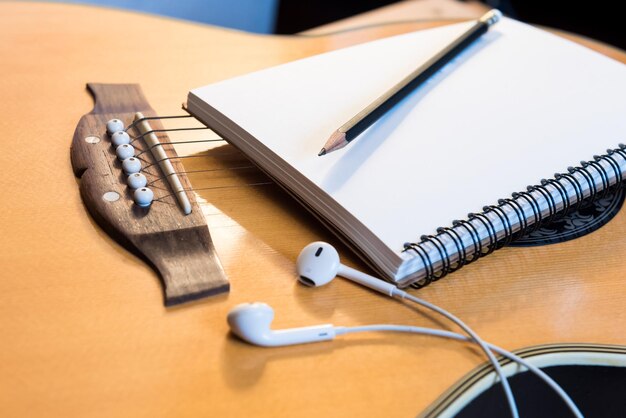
335 325 583 418
392 289 520 418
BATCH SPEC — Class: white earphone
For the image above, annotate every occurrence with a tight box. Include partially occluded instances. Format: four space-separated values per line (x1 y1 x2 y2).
227 302 335 347
296 241 397 296
226 241 583 418
227 242 401 349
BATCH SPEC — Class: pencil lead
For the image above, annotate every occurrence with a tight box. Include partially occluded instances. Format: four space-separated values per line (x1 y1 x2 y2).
318 148 326 156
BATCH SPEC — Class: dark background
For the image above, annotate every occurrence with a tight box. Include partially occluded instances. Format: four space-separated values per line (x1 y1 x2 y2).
276 0 626 50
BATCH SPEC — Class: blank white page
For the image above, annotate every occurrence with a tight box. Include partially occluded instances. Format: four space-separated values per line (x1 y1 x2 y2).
190 18 626 254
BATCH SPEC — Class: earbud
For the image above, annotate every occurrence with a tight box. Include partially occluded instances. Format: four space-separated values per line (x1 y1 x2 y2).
227 302 335 347
296 242 398 297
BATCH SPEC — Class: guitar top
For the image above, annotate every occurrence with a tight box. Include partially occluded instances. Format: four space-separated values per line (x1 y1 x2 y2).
1 2 625 417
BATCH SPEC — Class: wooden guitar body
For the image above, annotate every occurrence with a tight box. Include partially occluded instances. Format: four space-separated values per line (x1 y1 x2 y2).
1 2 625 417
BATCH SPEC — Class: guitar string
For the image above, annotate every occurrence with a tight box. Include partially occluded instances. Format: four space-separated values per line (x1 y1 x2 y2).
130 153 264 188
131 155 271 193
135 138 225 157
144 165 263 192
129 138 244 159
130 126 210 142
125 114 194 132
119 120 274 194
146 165 257 186
141 153 243 169
152 182 275 206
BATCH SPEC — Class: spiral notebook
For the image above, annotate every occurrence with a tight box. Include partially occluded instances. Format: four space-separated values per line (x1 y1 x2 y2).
187 18 626 288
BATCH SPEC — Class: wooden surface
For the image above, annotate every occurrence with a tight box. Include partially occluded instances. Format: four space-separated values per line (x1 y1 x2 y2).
1 2 626 417
301 0 490 35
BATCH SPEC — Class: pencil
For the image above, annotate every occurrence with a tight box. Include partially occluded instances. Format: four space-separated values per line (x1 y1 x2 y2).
318 9 502 156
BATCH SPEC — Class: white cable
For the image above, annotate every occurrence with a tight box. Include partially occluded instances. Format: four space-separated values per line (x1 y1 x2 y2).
388 288 519 418
335 324 583 418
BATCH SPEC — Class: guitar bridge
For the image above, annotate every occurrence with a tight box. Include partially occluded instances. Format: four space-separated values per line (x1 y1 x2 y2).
70 83 229 306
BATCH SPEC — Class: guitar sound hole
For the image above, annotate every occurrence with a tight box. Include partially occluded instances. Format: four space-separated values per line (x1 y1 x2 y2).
509 186 626 247
456 365 626 418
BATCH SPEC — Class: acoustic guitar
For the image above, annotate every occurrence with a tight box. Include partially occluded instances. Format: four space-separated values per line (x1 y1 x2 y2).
1 2 625 417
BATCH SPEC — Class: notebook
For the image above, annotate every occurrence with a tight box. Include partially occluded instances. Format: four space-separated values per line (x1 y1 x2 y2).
186 17 626 288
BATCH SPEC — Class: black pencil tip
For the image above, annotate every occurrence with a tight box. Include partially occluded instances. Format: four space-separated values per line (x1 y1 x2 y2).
318 148 326 156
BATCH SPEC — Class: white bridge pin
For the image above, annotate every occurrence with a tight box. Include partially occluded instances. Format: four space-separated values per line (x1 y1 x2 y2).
111 131 131 147
106 119 124 135
127 172 147 189
116 144 135 161
133 187 154 207
122 157 142 175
